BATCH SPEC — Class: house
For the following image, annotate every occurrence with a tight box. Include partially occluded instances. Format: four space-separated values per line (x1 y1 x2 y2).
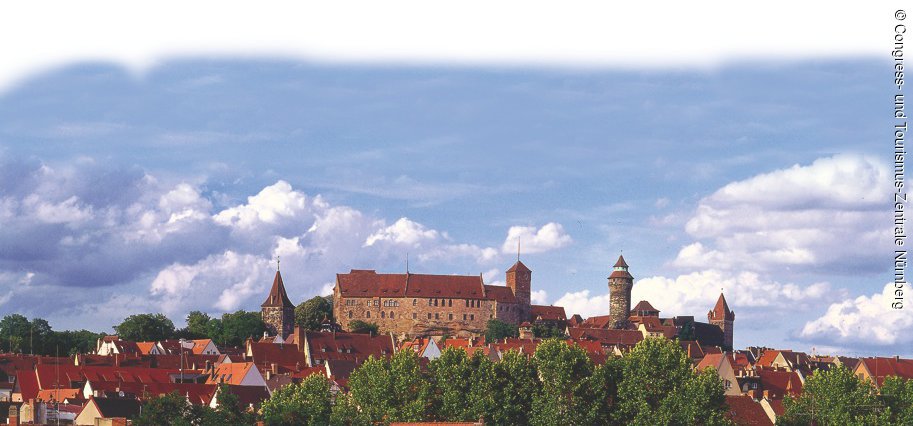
530 305 567 329
191 339 220 355
95 337 140 356
853 356 913 387
757 368 803 399
207 384 270 411
296 330 395 367
724 395 773 426
696 353 740 396
73 396 140 426
399 337 443 360
759 397 785 425
205 362 268 390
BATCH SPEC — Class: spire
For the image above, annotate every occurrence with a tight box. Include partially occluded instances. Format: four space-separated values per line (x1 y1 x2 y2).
261 270 294 308
711 293 734 321
609 254 632 279
613 254 628 269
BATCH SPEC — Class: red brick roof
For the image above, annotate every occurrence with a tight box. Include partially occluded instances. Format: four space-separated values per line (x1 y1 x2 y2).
858 357 913 385
207 362 256 386
725 395 774 426
506 260 531 273
579 315 614 329
484 285 517 303
246 341 305 374
531 305 567 322
710 293 735 321
758 369 803 399
631 300 659 315
613 255 628 268
567 327 643 346
303 331 394 365
262 270 294 308
337 270 492 300
15 370 40 401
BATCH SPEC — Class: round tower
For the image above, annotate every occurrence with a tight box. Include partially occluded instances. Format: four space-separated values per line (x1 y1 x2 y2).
608 254 633 329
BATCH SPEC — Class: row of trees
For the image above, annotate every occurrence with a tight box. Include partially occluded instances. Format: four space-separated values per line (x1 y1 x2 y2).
259 337 733 426
0 314 101 356
115 311 267 347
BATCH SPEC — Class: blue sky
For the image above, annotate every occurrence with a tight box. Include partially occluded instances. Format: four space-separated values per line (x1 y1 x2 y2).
0 58 905 356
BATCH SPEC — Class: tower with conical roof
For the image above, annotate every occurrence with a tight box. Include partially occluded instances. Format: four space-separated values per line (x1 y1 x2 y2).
261 269 295 338
708 293 735 351
608 254 633 329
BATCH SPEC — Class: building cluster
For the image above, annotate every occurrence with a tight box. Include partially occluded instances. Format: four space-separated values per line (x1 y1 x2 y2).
0 255 907 425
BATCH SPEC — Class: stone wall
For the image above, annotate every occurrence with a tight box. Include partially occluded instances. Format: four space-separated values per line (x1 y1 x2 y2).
334 289 521 337
608 277 632 329
263 306 294 337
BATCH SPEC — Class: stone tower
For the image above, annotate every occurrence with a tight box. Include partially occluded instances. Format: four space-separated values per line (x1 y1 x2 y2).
261 270 295 338
506 260 532 323
708 293 735 351
608 254 633 329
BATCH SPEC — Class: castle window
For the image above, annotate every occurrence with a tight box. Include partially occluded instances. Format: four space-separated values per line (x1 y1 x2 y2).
413 299 417 306
366 311 371 318
435 313 439 320
448 313 453 320
428 298 433 306
434 299 438 307
427 313 432 319
367 300 371 306
463 314 467 320
470 314 474 321
390 311 394 319
381 311 385 318
374 300 379 307
413 313 417 319
448 299 452 307
348 311 352 319
465 300 469 307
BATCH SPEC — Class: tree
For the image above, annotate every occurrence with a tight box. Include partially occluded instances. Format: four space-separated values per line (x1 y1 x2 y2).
181 311 213 339
677 321 695 341
347 320 378 335
781 365 890 425
531 323 565 338
0 314 30 353
134 391 196 426
429 348 479 420
330 392 371 426
485 319 518 342
295 296 333 331
615 337 731 425
261 374 332 425
488 349 538 425
348 351 430 423
211 384 257 425
219 310 265 347
114 313 176 342
880 375 913 424
531 339 597 426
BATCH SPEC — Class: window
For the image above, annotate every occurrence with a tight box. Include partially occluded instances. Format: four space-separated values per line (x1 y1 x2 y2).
413 313 417 319
381 311 385 318
428 313 432 319
463 314 467 320
413 299 417 306
448 299 453 307
374 300 379 307
724 380 731 389
435 313 439 320
367 300 372 306
470 314 474 321
428 298 433 306
465 300 469 307
434 299 438 307
366 311 371 318
449 313 453 320
348 311 352 319
390 311 395 319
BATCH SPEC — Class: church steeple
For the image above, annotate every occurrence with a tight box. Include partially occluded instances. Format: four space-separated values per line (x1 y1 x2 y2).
262 268 295 338
261 270 294 308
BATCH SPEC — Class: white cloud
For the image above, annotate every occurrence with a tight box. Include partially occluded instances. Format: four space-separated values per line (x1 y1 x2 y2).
673 154 891 274
0 3 883 93
799 283 913 347
364 217 440 247
554 269 841 320
502 222 572 254
531 289 548 305
213 180 310 230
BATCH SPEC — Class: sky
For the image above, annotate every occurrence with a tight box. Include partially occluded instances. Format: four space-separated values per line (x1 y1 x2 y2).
0 3 908 356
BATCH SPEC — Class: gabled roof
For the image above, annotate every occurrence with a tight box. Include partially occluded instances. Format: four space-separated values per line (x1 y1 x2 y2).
725 395 774 426
579 315 614 329
92 396 142 418
246 341 305 374
262 270 294 308
484 285 517 304
631 300 659 315
207 362 255 386
506 260 531 273
531 305 567 322
710 293 735 321
304 331 394 365
36 388 81 402
758 369 803 399
567 327 644 346
613 255 628 268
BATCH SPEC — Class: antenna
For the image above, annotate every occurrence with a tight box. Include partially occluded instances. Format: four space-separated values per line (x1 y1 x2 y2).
277 255 280 271
517 237 521 262
406 252 410 273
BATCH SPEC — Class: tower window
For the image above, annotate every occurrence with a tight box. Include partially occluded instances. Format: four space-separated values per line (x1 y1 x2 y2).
435 313 439 320
413 313 417 319
434 299 438 307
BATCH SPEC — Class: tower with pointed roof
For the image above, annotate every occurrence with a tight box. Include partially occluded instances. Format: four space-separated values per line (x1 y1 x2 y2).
608 254 633 329
261 269 295 338
506 260 532 323
708 293 735 351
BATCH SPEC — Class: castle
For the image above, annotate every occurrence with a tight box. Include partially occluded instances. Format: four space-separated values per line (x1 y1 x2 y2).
263 254 734 349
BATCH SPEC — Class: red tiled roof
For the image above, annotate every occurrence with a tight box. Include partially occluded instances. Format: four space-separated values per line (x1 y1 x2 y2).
262 270 294 308
755 350 781 368
567 327 643 346
710 293 735 321
136 342 157 355
506 260 531 273
631 300 659 315
484 285 517 303
15 370 40 401
696 353 727 371
531 305 567 322
858 357 913 384
579 315 614 329
680 341 705 359
567 314 584 327
304 331 394 365
491 338 541 357
725 395 774 426
87 381 217 405
758 369 803 399
36 388 81 402
613 255 628 268
247 341 305 374
337 270 490 299
207 362 255 386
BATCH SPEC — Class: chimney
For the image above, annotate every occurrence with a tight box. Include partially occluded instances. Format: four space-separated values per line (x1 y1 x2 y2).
8 404 19 426
270 363 278 375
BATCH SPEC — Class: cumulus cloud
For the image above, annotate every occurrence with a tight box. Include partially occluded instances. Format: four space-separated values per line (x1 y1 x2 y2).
364 217 440 247
501 222 572 254
531 289 548 305
554 269 842 320
213 180 310 230
673 154 891 275
799 283 913 348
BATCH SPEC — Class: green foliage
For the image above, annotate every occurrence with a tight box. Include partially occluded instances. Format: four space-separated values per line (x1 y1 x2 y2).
295 296 334 331
114 313 176 342
428 348 496 421
0 314 101 356
134 391 195 426
781 365 890 426
219 310 266 347
531 323 565 338
880 375 913 424
488 350 538 425
530 339 597 426
615 337 731 425
485 319 518 342
348 351 431 423
330 392 371 426
677 321 695 341
347 320 379 335
261 374 332 425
